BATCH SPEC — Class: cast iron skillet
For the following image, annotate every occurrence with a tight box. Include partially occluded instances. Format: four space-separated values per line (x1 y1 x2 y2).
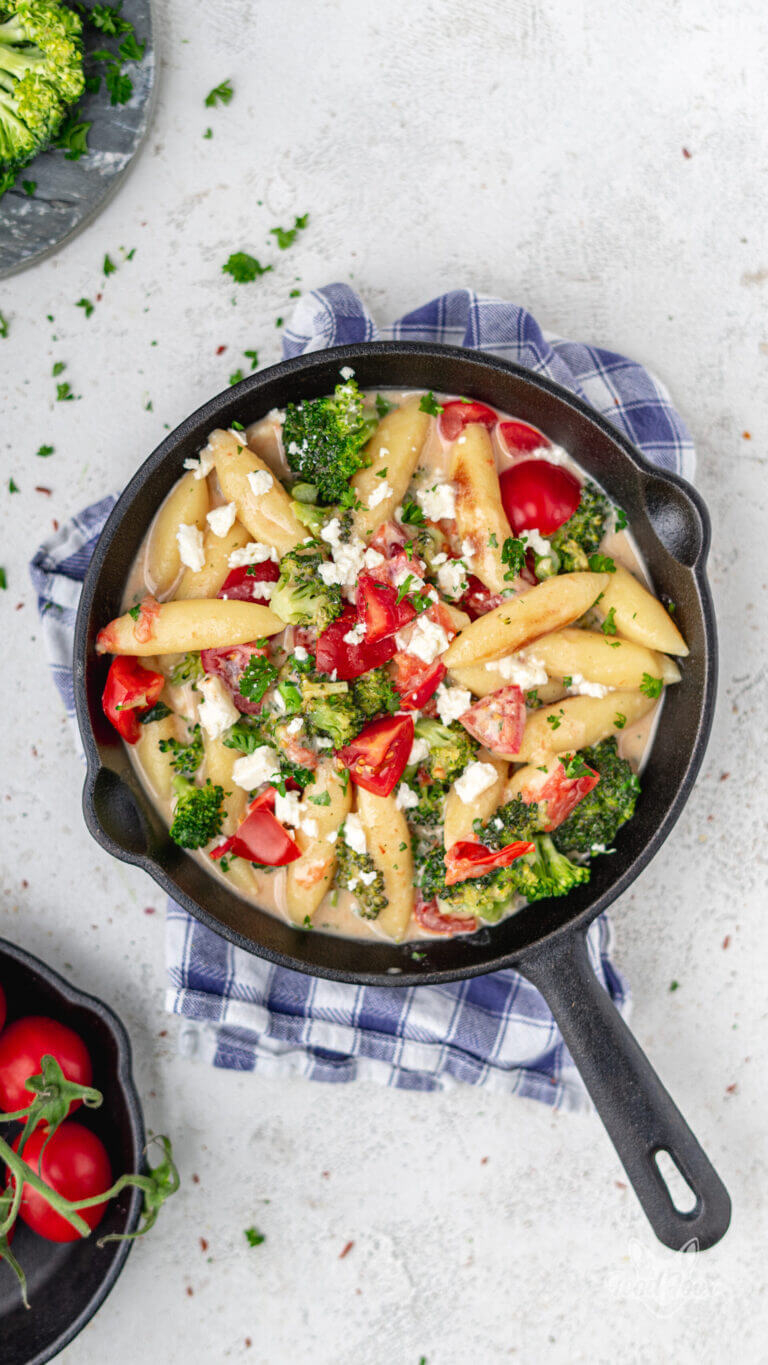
74 342 730 1251
0 937 145 1365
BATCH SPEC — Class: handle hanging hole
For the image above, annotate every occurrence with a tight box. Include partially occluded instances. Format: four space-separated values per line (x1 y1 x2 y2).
654 1149 698 1214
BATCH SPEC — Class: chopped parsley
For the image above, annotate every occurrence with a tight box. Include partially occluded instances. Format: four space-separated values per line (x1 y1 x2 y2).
36 444 54 458
229 369 244 385
244 349 259 370
223 253 272 283
127 603 142 621
52 361 65 376
419 391 443 416
488 532 498 547
244 1226 265 1247
614 712 627 729
90 4 133 36
22 179 36 196
56 382 74 402
269 213 309 249
561 752 592 779
0 568 6 590
238 654 278 704
588 553 616 573
614 507 628 531
8 478 19 493
103 253 117 276
205 79 234 107
289 288 300 297
170 652 204 686
140 701 172 725
309 791 331 806
395 575 414 604
640 673 663 699
669 979 680 992
399 495 425 526
375 394 394 419
601 607 617 636
546 710 564 731
76 297 95 317
203 127 212 138
0 311 8 338
501 535 527 580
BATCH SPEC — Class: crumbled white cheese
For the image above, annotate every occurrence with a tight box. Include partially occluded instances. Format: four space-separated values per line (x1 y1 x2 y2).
454 761 499 805
395 783 420 811
315 736 333 748
247 469 274 498
567 673 612 699
266 407 285 426
460 538 476 563
523 527 552 558
436 683 472 726
358 869 378 886
228 541 278 568
196 675 240 740
363 547 385 569
183 446 215 480
176 523 205 572
319 560 344 587
408 737 430 766
339 365 355 380
231 746 281 791
396 614 452 665
248 579 275 600
273 690 286 713
326 830 338 845
343 621 367 645
320 518 343 548
301 817 319 839
293 645 309 662
206 502 237 538
286 716 303 734
317 523 367 596
367 481 392 509
275 790 302 827
431 552 448 567
437 558 469 600
342 813 367 855
492 653 549 690
391 562 425 592
416 480 456 522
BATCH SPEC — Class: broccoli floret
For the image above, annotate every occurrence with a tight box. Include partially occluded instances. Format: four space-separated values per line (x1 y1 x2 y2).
270 542 343 634
282 377 378 508
301 677 362 750
413 718 478 783
408 777 449 829
335 837 388 920
552 738 640 855
169 775 225 849
535 834 591 896
0 1 84 175
159 722 203 775
169 651 204 686
221 715 269 753
222 713 316 790
549 482 612 572
477 793 543 847
416 830 590 924
350 666 399 720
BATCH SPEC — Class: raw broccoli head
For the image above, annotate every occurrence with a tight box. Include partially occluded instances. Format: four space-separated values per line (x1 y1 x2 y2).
300 677 362 750
412 718 478 784
169 776 225 849
282 377 378 508
552 737 640 855
270 542 343 634
0 1 84 172
550 481 612 572
334 838 387 920
350 666 400 720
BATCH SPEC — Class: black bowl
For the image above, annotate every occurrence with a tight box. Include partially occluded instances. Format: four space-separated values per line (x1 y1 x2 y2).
0 938 145 1365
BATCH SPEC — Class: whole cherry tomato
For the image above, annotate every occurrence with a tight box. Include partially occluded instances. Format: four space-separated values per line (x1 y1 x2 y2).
438 401 497 443
13 1122 112 1242
497 419 551 456
0 1017 92 1115
499 459 581 536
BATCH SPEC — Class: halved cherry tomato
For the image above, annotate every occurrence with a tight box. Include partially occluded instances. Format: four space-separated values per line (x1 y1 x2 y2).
356 574 416 643
499 459 581 536
0 984 6 1034
366 548 429 590
391 654 446 711
458 686 526 755
518 758 599 831
201 641 270 716
218 562 280 602
368 520 407 559
497 420 551 456
0 1016 93 1115
438 400 497 443
316 606 398 681
210 788 301 867
444 839 535 886
102 656 165 744
337 714 414 796
458 574 504 621
414 894 478 936
13 1123 112 1243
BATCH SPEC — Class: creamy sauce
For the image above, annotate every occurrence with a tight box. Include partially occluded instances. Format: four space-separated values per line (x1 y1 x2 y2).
121 390 672 940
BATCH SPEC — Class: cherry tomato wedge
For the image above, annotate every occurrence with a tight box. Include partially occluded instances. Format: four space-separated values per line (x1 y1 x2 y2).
337 714 414 797
499 459 581 536
368 520 407 559
444 839 535 886
102 656 165 744
315 606 398 681
497 420 550 456
458 686 526 756
517 757 599 832
0 984 6 1034
391 654 446 711
211 787 301 867
458 574 504 621
438 400 497 443
13 1123 112 1243
0 1016 92 1115
414 895 478 937
356 574 416 643
218 562 280 602
201 641 270 717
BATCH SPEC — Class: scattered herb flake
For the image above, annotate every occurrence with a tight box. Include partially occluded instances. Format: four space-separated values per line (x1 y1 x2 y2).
419 391 443 416
588 553 616 573
76 297 95 317
0 568 6 589
501 535 527 580
669 979 680 992
601 606 617 637
52 361 65 377
205 79 233 107
105 64 133 105
8 478 19 493
22 179 36 196
289 288 300 297
222 253 272 283
269 213 309 249
0 311 8 338
229 369 244 386
614 712 627 729
103 253 117 276
244 1226 265 1247
202 127 213 138
36 444 54 458
56 382 74 402
640 673 663 699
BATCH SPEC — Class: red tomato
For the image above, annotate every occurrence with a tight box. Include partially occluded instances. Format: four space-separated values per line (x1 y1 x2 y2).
356 575 416 643
366 549 429 590
499 459 581 536
458 686 526 755
497 420 551 456
13 1123 112 1243
0 984 5 1034
337 714 414 797
102 656 165 744
518 758 599 831
0 1017 93 1115
414 895 478 937
438 400 497 443
458 574 504 621
444 839 534 887
315 606 398 682
217 562 280 602
368 520 407 559
391 654 446 710
201 641 270 716
211 789 301 867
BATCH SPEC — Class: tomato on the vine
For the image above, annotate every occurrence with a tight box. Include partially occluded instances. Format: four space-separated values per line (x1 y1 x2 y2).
13 1123 112 1243
0 1017 92 1115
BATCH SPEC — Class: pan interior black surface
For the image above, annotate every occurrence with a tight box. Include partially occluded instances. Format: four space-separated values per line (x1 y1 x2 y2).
0 939 145 1365
75 342 715 987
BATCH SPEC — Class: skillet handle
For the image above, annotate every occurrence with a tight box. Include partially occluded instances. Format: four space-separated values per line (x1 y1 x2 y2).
519 925 731 1250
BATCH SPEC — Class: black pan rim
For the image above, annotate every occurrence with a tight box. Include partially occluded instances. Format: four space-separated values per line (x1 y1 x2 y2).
0 936 145 1365
74 341 716 988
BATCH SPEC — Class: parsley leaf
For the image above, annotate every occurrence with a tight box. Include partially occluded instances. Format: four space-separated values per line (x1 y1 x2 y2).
546 711 564 731
205 79 234 107
561 752 592 779
309 791 331 806
399 495 425 525
127 603 142 621
0 311 8 338
0 568 6 590
588 553 616 573
640 673 663 699
103 253 117 276
76 297 94 317
501 535 527 580
419 391 443 416
601 607 617 636
244 1226 265 1247
56 382 74 402
8 478 19 493
118 31 145 61
614 507 628 531
229 369 244 385
222 253 272 283
105 64 133 105
269 213 309 249
244 349 259 370
375 394 394 419
203 126 213 138
614 712 626 729
52 361 65 376
239 654 277 704
36 444 54 458
89 4 133 36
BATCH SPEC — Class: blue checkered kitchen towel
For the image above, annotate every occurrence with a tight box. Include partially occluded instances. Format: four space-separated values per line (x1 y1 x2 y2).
30 286 695 1110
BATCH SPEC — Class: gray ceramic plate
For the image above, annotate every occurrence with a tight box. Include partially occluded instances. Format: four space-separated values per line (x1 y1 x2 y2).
0 0 156 279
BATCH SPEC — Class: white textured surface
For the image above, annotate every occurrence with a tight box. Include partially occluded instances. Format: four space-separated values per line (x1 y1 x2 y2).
2 1 768 1360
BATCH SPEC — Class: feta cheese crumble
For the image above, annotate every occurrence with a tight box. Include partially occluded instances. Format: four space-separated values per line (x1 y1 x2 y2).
454 761 499 805
492 653 549 690
395 614 452 665
176 523 205 572
408 737 430 766
339 365 355 380
567 673 611 699
228 541 278 568
197 675 240 740
231 746 281 791
367 481 392 510
435 683 472 726
395 783 420 811
416 480 456 522
343 621 367 645
206 502 237 538
363 547 385 569
247 469 274 498
301 817 319 839
183 446 215 480
294 645 309 662
342 813 367 855
436 558 469 600
523 527 552 558
274 790 302 827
